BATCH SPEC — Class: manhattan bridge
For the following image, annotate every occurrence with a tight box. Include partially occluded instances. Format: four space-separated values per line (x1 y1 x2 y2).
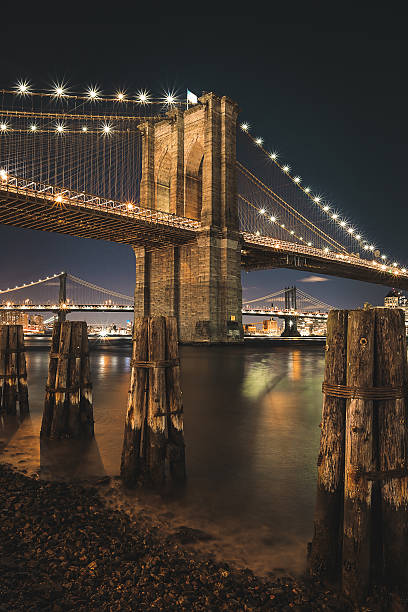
0 82 405 343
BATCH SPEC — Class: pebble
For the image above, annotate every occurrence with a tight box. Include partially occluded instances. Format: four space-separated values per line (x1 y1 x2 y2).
0 464 393 611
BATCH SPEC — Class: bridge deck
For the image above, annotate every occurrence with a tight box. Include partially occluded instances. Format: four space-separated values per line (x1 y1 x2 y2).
242 234 408 291
0 176 199 247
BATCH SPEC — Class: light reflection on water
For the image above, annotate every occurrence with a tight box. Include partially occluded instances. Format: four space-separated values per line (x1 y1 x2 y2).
1 339 325 575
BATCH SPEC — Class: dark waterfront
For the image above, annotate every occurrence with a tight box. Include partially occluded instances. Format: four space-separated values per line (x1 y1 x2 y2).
1 338 324 576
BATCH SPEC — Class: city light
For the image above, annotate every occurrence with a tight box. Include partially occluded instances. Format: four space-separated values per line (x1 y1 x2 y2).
304 187 311 193
0 169 8 181
0 123 9 132
323 205 330 211
55 123 65 133
116 91 126 101
55 195 63 203
241 123 249 131
259 208 266 214
126 202 134 210
282 165 290 173
255 137 263 145
30 124 37 132
82 126 88 132
293 176 301 183
270 152 278 160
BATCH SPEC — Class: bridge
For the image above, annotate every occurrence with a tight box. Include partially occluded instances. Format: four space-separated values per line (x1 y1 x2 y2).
0 84 406 343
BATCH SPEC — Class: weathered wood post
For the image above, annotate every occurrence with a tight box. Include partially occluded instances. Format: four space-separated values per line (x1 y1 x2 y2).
121 315 186 488
0 324 29 416
342 309 376 601
309 306 408 604
374 308 408 589
41 321 94 439
308 310 347 581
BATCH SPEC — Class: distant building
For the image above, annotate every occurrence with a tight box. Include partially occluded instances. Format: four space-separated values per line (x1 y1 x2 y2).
0 311 29 326
262 319 279 335
384 289 400 308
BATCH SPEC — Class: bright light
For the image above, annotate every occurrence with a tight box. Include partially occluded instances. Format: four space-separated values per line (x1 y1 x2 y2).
163 91 177 105
116 91 126 101
340 220 346 227
381 254 387 260
127 202 134 210
348 227 354 234
87 87 100 100
102 123 112 135
53 83 67 97
403 268 407 273
255 137 263 146
323 205 330 212
270 152 278 160
136 90 150 104
16 80 30 95
393 262 398 267
55 123 65 133
283 165 290 173
324 247 329 253
0 169 8 181
369 245 375 251
290 230 294 234
82 126 88 132
55 195 63 203
259 208 266 215
307 242 312 246
332 213 338 219
0 123 9 132
281 224 285 228
99 329 109 338
30 124 37 132
364 244 369 250
270 215 276 222
241 123 249 131
293 176 301 183
313 196 321 203
256 231 260 236
381 264 387 270
356 234 361 240
304 187 310 193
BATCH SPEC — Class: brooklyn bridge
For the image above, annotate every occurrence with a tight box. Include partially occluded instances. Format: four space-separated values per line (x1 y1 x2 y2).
1 84 406 343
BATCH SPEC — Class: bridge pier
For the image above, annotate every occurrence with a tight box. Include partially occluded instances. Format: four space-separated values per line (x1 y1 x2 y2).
280 316 301 337
135 92 243 344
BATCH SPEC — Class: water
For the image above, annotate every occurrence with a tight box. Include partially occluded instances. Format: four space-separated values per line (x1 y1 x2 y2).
0 338 325 575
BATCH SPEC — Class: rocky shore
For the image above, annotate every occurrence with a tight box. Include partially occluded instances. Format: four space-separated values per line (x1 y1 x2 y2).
0 463 392 611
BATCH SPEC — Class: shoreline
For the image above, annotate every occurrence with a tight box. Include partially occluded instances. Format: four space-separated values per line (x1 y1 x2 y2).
0 462 391 611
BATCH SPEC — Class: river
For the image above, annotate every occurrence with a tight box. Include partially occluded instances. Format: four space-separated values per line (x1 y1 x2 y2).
0 338 325 576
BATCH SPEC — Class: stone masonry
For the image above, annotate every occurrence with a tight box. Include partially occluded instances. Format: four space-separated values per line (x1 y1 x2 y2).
134 93 243 343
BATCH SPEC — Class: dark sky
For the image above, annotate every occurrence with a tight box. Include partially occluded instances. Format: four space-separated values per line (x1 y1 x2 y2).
1 19 407 314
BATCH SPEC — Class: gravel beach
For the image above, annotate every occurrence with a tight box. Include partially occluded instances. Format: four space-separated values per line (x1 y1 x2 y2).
0 463 396 611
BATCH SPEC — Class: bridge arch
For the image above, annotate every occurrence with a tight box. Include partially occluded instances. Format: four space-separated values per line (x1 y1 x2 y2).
185 141 204 220
156 151 172 212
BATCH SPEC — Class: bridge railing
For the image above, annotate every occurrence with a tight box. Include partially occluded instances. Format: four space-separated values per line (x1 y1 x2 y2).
242 232 408 280
0 173 201 232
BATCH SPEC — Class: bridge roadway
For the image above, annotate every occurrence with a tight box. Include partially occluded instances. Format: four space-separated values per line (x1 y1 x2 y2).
1 175 408 291
0 303 328 319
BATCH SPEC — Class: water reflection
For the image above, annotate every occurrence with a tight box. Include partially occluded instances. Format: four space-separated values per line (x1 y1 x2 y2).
0 339 325 575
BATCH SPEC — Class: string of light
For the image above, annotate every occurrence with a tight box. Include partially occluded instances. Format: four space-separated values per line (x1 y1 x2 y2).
0 272 61 294
2 82 185 106
239 121 407 275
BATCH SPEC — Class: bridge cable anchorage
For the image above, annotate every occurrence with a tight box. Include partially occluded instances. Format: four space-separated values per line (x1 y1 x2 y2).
238 121 408 274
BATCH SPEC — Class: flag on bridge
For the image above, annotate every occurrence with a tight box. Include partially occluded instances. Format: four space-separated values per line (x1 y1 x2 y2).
187 89 198 106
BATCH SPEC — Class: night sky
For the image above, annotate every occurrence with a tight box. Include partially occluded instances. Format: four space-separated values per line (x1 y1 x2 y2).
1 19 407 315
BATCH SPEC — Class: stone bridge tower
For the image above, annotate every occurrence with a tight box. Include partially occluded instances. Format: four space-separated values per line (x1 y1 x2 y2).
134 92 243 343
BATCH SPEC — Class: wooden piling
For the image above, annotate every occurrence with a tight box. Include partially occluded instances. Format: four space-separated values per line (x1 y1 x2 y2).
0 325 29 416
342 309 376 602
308 310 347 581
41 321 94 439
121 315 186 488
374 308 408 588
